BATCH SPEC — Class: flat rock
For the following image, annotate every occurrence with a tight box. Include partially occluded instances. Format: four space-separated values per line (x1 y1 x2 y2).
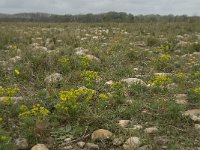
77 141 85 148
138 145 153 150
154 136 170 145
44 73 63 84
195 124 200 131
121 78 146 86
175 94 188 105
15 138 28 150
85 54 100 61
85 143 99 150
118 120 130 128
31 144 49 150
105 80 114 85
113 137 124 146
144 127 158 134
9 56 21 63
123 137 141 150
91 129 113 141
183 109 200 121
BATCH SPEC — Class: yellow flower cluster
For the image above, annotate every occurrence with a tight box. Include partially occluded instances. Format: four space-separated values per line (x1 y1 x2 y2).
55 87 95 113
158 54 172 62
0 87 19 97
14 69 20 75
18 104 50 119
176 72 186 79
81 70 100 87
149 76 172 86
99 93 109 100
80 56 91 69
58 57 70 63
193 87 200 94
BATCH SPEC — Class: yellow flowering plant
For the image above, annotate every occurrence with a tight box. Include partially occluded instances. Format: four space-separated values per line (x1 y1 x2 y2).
81 70 100 87
58 57 70 73
18 104 50 120
149 76 172 86
79 56 91 69
55 87 95 116
0 87 19 97
188 87 200 104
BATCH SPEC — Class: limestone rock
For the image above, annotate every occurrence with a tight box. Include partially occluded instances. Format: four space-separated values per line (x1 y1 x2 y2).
183 109 200 121
175 94 188 105
91 129 113 141
105 80 114 85
118 120 130 128
77 141 85 148
15 138 28 150
195 124 200 131
121 78 146 86
144 127 158 134
138 145 153 150
113 137 124 146
44 73 63 84
9 56 21 63
154 136 170 146
75 47 89 56
31 144 49 150
85 54 100 61
85 143 99 150
123 137 141 150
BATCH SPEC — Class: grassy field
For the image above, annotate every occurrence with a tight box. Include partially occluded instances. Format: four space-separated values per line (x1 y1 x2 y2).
0 22 200 150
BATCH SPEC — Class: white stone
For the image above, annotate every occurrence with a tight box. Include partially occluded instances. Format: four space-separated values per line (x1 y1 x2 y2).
118 120 130 128
31 144 49 150
15 138 28 150
144 127 158 134
183 109 200 122
77 141 85 148
121 78 146 86
91 129 113 141
44 73 63 84
123 137 141 150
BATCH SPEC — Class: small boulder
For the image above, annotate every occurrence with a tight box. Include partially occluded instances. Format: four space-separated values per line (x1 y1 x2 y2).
85 143 99 150
183 109 200 122
195 124 200 132
144 127 158 134
175 94 188 105
15 138 28 150
91 129 113 141
44 73 63 84
85 54 100 62
105 80 114 85
138 145 153 150
31 144 49 150
154 136 170 146
113 137 124 146
118 120 130 128
77 141 85 148
123 137 141 150
9 56 21 64
121 78 146 86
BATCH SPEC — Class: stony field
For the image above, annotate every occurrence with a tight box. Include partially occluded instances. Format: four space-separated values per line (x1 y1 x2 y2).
0 22 200 150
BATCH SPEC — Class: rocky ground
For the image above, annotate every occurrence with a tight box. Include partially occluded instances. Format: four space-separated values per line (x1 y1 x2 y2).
0 22 200 150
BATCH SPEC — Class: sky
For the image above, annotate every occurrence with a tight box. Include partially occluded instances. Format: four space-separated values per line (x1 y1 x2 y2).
0 0 200 16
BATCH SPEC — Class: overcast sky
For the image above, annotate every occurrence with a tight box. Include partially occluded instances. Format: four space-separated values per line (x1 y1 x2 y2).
0 0 200 16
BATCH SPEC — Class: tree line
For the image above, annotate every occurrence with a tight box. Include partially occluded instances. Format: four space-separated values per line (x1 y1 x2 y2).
0 12 200 23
